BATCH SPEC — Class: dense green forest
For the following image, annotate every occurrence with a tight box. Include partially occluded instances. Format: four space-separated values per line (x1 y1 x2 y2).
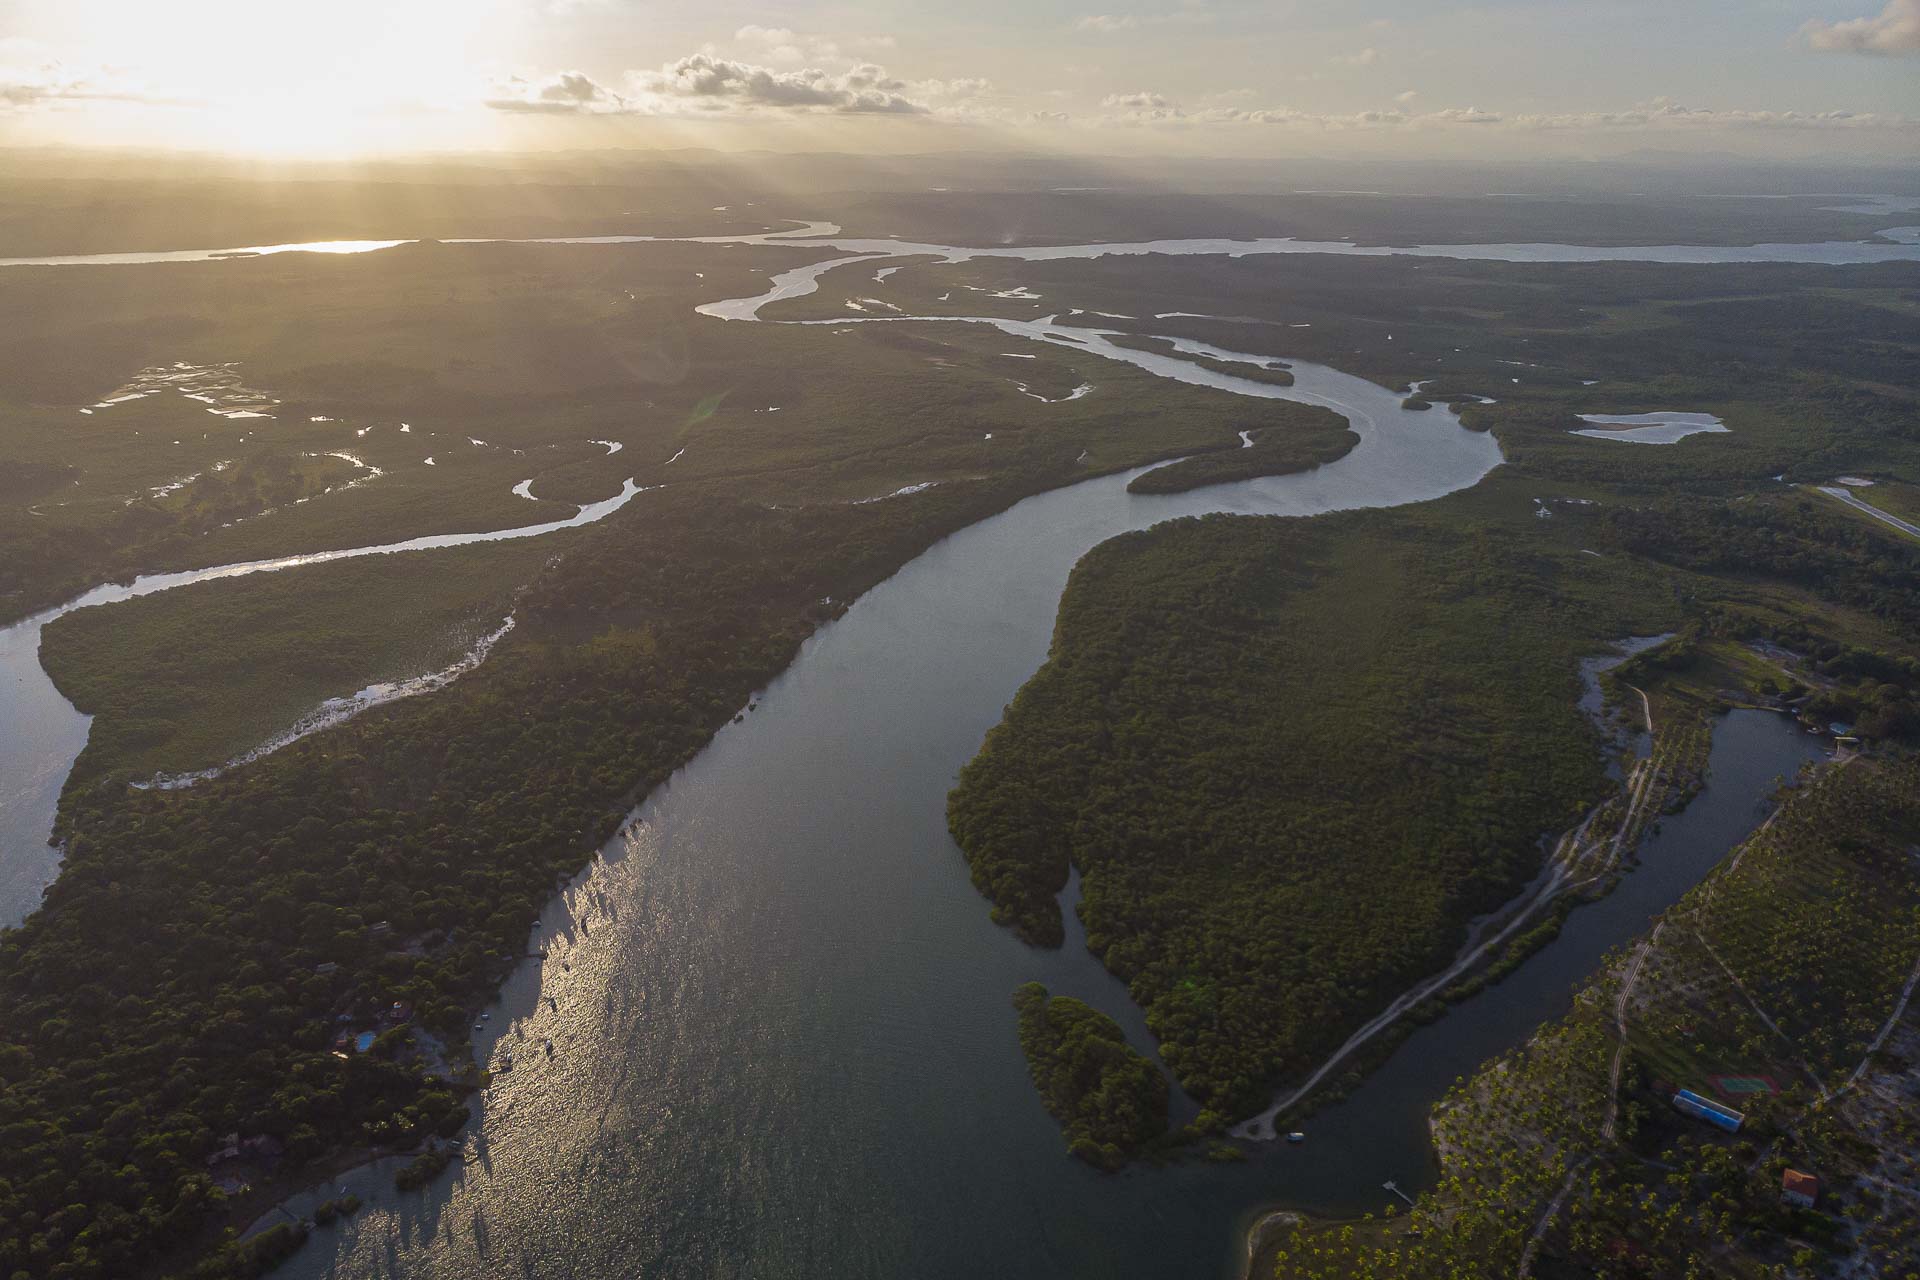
952 458 1920 1121
949 486 1679 1114
1011 983 1169 1171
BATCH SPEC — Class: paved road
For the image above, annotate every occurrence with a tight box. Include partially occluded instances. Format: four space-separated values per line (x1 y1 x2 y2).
1817 486 1920 540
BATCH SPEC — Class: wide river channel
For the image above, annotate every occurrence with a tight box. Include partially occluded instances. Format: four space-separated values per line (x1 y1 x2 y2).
0 227 1863 1278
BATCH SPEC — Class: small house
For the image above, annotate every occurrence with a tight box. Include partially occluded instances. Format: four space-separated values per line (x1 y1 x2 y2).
1782 1169 1819 1209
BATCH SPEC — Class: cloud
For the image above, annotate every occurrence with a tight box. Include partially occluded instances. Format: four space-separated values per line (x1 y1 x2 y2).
1334 47 1380 66
485 70 626 114
0 59 172 110
1803 0 1920 53
633 54 931 114
917 77 993 100
1102 90 1185 120
1076 14 1139 30
0 45 178 110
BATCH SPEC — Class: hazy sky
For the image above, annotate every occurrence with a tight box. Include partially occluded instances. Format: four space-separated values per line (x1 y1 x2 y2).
1 0 1917 159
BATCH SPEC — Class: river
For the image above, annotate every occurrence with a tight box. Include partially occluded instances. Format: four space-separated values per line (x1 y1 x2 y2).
0 227 1864 1278
259 455 1827 1280
5 221 1920 271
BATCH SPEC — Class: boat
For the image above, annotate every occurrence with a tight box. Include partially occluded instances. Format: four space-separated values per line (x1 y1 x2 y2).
1286 1132 1306 1144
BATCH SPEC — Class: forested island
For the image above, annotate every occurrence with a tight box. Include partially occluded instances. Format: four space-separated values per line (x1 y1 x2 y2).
1125 421 1356 495
1012 983 1169 1170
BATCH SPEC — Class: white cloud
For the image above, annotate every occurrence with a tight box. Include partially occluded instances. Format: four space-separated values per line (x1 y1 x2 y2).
917 77 993 100
1334 47 1381 66
0 61 173 110
1077 14 1139 31
1102 90 1185 120
485 70 625 114
1803 0 1920 53
632 55 931 114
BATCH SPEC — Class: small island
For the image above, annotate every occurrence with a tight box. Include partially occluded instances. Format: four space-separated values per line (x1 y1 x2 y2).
1012 982 1169 1171
1126 422 1356 495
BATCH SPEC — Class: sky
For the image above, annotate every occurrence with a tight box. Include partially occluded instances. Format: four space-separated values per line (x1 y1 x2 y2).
0 0 1917 160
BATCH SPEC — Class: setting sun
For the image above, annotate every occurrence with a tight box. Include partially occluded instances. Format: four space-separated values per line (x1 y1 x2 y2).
5 0 522 154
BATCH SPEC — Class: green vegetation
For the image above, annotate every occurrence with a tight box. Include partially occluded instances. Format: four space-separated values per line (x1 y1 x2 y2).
195 1222 308 1280
950 484 1678 1114
308 1195 359 1227
1860 479 1920 524
947 245 1920 1142
1126 421 1356 495
393 1144 456 1192
1099 335 1298 387
0 241 1298 625
41 538 558 782
1264 757 1920 1279
1011 983 1169 1171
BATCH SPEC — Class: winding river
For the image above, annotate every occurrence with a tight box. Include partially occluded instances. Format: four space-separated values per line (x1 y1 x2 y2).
0 481 645 924
0 226 1876 1278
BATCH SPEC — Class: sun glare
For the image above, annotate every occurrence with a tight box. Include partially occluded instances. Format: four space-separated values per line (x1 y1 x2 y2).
23 0 523 155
